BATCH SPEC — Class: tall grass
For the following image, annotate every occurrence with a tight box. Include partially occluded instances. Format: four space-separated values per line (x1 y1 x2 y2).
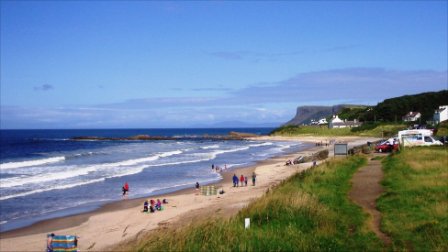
270 125 354 136
270 123 406 137
378 147 448 251
125 156 382 251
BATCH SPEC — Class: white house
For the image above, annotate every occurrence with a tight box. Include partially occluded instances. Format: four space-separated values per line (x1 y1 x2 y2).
318 118 328 125
329 115 361 128
402 111 421 122
310 118 328 125
434 105 448 124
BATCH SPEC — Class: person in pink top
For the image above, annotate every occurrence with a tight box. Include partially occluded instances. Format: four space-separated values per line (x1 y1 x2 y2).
122 182 129 198
240 175 244 187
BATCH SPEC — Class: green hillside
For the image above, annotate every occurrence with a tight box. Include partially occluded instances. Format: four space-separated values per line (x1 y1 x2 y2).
270 123 407 138
370 90 447 122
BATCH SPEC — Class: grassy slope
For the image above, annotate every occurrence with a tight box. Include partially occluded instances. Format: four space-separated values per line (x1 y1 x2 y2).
378 147 448 251
130 156 382 251
270 124 407 137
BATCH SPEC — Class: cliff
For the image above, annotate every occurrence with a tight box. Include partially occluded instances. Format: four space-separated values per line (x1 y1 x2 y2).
284 105 347 126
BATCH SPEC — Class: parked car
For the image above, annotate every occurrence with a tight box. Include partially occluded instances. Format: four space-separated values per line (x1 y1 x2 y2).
398 129 443 146
375 139 399 153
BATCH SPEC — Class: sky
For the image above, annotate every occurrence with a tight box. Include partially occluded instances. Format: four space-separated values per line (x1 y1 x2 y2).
1 1 447 129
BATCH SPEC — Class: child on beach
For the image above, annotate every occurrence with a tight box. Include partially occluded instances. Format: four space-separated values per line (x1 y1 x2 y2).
47 233 55 252
143 200 149 212
232 174 238 187
244 176 248 186
122 182 129 199
156 199 162 210
149 199 155 213
240 175 244 187
195 182 200 190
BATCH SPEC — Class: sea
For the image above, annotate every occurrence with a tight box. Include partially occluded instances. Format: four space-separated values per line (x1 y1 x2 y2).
0 128 312 232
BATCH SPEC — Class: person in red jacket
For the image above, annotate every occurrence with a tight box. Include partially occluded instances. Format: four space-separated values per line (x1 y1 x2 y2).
122 182 129 198
240 175 244 187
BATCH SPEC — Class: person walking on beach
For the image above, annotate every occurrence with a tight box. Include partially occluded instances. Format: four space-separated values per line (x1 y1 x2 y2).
122 182 129 199
195 182 200 190
240 175 244 187
244 176 248 186
252 172 256 186
232 174 238 187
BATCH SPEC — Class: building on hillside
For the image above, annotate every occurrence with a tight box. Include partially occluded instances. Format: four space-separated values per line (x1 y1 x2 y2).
328 115 362 128
434 105 448 124
310 118 328 126
318 118 328 125
402 111 421 122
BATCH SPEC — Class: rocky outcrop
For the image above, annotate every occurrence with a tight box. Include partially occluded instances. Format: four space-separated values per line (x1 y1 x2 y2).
70 132 261 141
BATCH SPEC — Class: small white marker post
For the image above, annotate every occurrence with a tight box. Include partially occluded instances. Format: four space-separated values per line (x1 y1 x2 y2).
244 218 250 229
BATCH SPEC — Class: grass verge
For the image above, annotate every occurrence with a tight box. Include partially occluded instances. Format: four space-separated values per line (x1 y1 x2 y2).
270 123 406 137
124 156 382 251
378 147 448 251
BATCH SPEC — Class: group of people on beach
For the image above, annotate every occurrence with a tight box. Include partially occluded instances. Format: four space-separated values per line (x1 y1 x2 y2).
143 198 168 213
233 172 256 187
211 163 226 172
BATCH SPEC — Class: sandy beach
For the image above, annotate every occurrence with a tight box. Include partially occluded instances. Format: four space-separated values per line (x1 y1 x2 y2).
0 136 379 251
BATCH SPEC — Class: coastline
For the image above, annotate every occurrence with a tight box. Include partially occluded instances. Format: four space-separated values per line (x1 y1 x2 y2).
0 136 378 251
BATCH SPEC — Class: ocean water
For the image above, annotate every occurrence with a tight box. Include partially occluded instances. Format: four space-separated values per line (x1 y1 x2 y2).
0 129 311 232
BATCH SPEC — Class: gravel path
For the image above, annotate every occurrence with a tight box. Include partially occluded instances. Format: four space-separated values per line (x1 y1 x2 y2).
349 155 391 245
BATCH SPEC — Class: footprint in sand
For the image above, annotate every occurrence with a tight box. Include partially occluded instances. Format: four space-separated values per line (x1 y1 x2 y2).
87 242 96 250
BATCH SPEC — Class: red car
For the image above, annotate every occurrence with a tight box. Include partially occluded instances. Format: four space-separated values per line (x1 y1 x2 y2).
375 140 399 153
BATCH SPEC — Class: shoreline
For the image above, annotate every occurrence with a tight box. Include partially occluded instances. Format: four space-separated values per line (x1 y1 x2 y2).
0 139 315 238
0 136 378 251
0 161 261 239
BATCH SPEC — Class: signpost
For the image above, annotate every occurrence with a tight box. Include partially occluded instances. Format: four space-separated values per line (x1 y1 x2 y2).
334 143 348 156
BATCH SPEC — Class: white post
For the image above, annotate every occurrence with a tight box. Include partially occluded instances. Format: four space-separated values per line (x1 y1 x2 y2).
244 218 250 229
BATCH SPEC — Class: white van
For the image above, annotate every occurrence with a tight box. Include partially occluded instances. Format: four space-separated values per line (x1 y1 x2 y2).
398 129 443 147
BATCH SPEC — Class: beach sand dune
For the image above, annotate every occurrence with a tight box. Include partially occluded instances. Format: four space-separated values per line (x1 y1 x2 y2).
0 136 378 251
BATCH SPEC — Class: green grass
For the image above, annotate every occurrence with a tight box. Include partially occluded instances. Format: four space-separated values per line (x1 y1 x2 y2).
435 121 448 137
270 125 354 136
125 156 382 251
353 123 407 138
378 147 448 251
270 123 407 137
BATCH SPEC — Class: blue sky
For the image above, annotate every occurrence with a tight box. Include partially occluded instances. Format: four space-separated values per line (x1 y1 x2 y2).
1 1 447 128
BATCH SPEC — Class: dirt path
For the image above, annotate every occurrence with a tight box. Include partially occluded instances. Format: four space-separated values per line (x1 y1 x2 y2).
349 155 391 245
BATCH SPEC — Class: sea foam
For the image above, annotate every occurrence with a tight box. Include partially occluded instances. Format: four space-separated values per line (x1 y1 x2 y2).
0 156 66 170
